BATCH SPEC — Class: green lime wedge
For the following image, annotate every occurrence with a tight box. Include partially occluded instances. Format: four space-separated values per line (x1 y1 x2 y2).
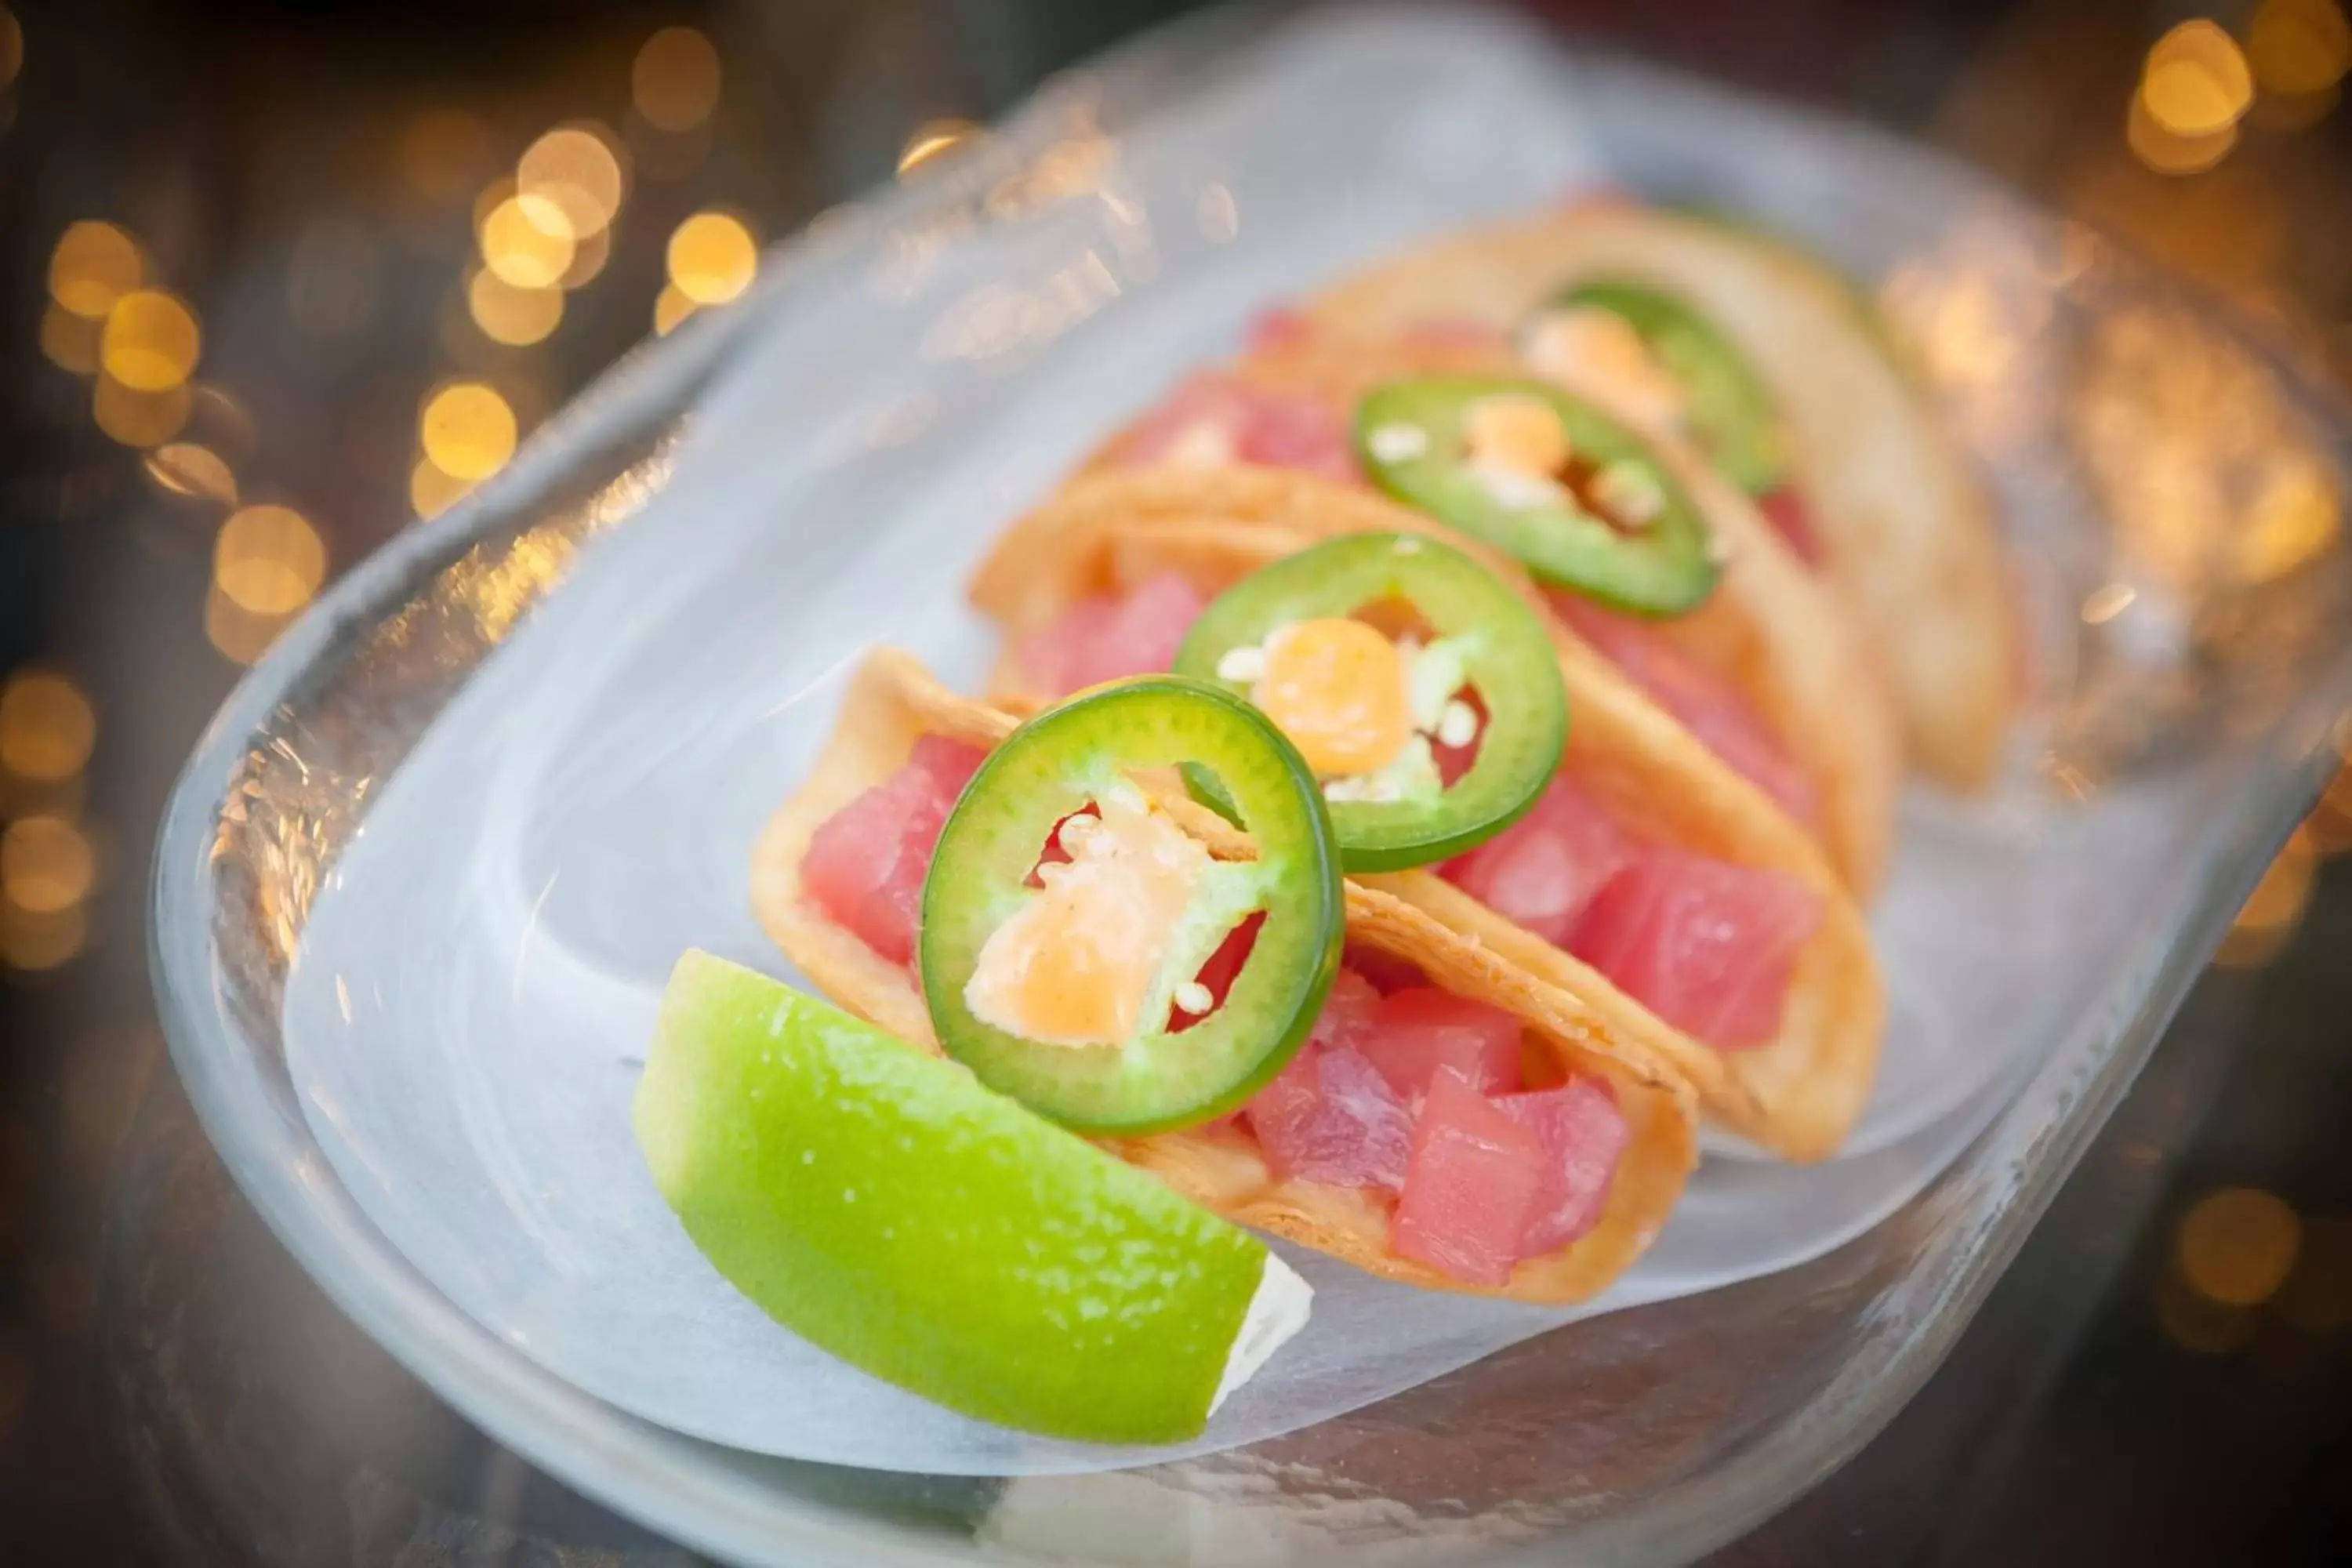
634 949 1312 1445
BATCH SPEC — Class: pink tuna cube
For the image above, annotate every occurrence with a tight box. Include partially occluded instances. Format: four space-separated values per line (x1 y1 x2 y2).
1391 1070 1544 1287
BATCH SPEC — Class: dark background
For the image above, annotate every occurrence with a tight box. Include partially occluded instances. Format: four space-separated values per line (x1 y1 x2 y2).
4 0 2352 1562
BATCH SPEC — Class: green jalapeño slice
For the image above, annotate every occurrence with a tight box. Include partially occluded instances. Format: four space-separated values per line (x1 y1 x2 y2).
1354 376 1718 615
1536 279 1787 497
919 677 1342 1135
1171 532 1566 873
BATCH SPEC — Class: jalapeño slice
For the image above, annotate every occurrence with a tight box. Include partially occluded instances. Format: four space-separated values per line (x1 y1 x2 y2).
1355 376 1718 616
1541 279 1786 496
919 677 1342 1135
1171 532 1566 873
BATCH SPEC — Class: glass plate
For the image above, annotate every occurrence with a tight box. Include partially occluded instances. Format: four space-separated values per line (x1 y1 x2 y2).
151 6 2352 1563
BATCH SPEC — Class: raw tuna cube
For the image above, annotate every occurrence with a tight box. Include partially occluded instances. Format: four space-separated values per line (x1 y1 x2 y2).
1307 967 1382 1053
1549 593 1816 825
800 739 985 965
1120 372 1359 485
1497 1079 1628 1255
1356 989 1524 1100
1440 775 1635 945
1013 572 1207 697
1246 1044 1411 1193
1570 847 1820 1050
1392 1070 1544 1286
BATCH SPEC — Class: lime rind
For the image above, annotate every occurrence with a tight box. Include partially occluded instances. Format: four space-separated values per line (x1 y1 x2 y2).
637 950 1296 1445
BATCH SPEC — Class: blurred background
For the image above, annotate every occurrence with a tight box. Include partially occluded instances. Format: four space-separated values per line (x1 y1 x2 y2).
4 0 2352 1562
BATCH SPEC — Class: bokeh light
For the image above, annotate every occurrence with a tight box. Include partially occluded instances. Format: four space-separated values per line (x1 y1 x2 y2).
409 456 473 520
419 381 517 481
204 584 285 667
91 375 190 448
555 221 612 290
517 123 627 240
2128 93 2238 174
1 904 85 974
0 673 95 783
466 267 564 347
2156 1264 2259 1354
2248 0 2351 97
898 118 978 176
100 289 200 391
666 211 756 305
38 304 99 374
481 194 575 289
2141 20 2255 136
398 107 491 205
2178 1187 2302 1306
652 283 697 336
2234 455 2341 583
2 816 94 916
143 442 239 506
214 504 327 616
49 222 142 320
633 27 721 133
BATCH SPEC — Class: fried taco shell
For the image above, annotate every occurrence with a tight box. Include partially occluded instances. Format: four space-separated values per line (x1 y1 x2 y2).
1302 205 2015 789
750 648 1698 1303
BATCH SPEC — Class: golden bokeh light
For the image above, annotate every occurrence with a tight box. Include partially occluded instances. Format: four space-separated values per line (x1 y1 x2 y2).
556 220 611 290
518 123 627 240
2178 1187 2302 1306
2141 20 2256 136
466 267 564 347
480 194 575 290
100 289 200 391
0 673 95 784
898 118 978 176
49 222 142 320
2156 1263 2259 1355
398 107 491 205
214 503 327 616
409 456 473 520
2272 1214 2352 1333
2216 829 2315 967
2234 456 2341 583
652 283 697 336
419 381 517 481
38 303 100 374
1 904 85 974
633 27 721 133
666 211 756 305
2 816 94 916
2127 92 2238 174
2249 0 2352 97
204 583 288 666
143 441 238 505
92 374 190 448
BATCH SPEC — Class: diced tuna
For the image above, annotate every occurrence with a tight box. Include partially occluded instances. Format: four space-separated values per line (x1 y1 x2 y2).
1119 372 1359 485
1392 1070 1545 1286
1013 572 1207 697
1356 989 1524 1100
1246 1044 1412 1193
1496 1079 1628 1255
1548 593 1816 825
1440 775 1635 945
1570 847 1820 1050
1307 966 1382 1053
800 739 986 965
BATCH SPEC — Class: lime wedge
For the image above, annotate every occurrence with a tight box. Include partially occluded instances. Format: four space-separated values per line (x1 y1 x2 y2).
634 949 1312 1445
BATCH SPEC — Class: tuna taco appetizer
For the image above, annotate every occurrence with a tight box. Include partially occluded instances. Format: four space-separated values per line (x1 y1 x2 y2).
1301 203 2016 789
748 648 1697 1302
971 516 1883 1161
973 328 1900 898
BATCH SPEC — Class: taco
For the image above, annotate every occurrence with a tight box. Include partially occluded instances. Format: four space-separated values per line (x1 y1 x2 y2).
969 508 1885 1162
1301 203 2016 789
972 330 1900 897
749 648 1697 1303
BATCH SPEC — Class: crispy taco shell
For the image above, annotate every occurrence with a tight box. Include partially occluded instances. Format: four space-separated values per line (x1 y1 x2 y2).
973 336 1900 897
750 648 1698 1303
972 512 1885 1161
1302 205 2015 789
